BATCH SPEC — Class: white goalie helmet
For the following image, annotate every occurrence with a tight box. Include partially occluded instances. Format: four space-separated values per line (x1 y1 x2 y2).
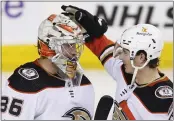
116 24 164 84
37 13 84 82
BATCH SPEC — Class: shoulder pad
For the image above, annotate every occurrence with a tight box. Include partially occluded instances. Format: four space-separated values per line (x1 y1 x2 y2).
134 80 173 113
9 62 40 81
8 62 65 93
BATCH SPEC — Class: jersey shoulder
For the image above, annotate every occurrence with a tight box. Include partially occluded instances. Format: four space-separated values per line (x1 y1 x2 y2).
134 75 173 113
8 61 65 94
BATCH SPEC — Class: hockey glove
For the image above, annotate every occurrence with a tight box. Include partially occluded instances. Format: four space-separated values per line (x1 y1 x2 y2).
61 5 108 42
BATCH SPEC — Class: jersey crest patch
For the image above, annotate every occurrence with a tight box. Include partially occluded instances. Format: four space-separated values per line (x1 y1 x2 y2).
62 107 92 120
155 86 173 99
18 68 39 80
113 100 128 120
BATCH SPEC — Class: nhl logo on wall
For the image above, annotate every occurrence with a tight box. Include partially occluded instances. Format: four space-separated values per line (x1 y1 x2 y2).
18 68 39 80
155 86 173 99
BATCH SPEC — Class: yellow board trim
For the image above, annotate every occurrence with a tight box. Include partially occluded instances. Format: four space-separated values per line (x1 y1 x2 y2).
2 42 173 72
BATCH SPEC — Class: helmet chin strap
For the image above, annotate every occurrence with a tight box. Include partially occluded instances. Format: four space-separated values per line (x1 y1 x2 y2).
130 59 150 85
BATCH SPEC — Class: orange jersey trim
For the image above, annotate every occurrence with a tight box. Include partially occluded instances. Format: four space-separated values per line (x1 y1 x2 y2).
85 35 114 58
148 76 169 87
119 101 136 120
102 55 113 65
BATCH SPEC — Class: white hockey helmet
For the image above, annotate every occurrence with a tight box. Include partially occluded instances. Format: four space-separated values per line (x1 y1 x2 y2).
37 13 84 81
118 24 164 85
120 24 163 69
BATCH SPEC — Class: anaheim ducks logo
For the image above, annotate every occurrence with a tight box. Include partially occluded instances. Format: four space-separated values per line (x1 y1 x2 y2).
62 107 92 120
112 100 128 120
142 27 147 32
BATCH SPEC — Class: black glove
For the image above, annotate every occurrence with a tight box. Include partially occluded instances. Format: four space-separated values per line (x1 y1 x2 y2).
61 5 108 42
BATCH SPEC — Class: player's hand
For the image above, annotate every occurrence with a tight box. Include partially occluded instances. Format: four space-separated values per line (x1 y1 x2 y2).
61 5 108 42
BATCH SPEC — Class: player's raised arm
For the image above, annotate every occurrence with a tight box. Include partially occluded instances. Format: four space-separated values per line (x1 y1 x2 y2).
61 5 173 120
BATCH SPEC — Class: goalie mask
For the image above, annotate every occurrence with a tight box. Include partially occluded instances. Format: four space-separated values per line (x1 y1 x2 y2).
37 14 84 86
114 24 164 85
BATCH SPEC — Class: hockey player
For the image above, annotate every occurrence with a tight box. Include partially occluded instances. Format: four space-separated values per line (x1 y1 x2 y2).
1 13 95 120
61 5 173 120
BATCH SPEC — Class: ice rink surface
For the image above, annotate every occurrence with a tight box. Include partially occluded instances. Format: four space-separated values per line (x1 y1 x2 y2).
1 69 173 119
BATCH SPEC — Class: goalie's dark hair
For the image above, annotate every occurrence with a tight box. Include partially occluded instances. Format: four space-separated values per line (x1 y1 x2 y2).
136 50 160 68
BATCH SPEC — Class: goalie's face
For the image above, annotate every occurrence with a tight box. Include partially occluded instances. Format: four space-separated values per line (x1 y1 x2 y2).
62 43 76 60
61 42 84 61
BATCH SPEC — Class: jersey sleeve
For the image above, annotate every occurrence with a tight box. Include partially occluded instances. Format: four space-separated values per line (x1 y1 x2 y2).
1 83 38 120
85 35 123 81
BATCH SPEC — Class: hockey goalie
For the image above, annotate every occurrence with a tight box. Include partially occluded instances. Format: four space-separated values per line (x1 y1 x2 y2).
1 13 95 120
